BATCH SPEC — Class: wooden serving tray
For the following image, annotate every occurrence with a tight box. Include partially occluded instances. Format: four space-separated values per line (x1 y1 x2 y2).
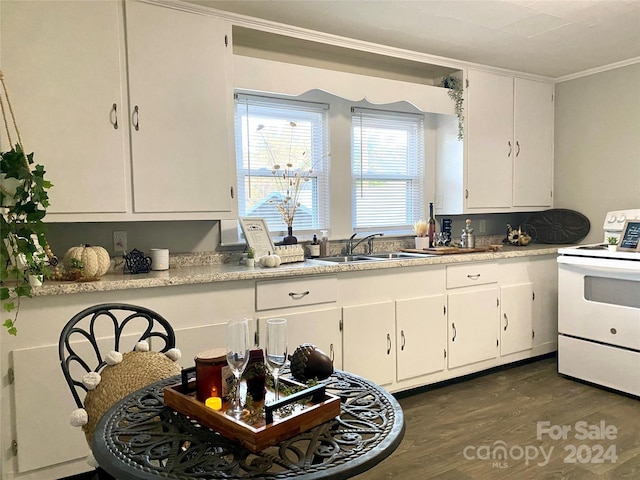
163 377 341 452
401 245 503 255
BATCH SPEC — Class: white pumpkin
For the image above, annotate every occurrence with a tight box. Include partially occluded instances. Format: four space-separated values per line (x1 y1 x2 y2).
259 252 281 268
63 244 111 277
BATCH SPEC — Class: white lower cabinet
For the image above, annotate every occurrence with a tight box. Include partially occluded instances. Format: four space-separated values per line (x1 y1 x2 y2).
257 307 342 369
500 283 533 356
254 276 341 367
395 296 447 381
342 295 448 387
447 286 500 369
446 262 500 369
0 256 558 479
529 257 559 353
500 256 557 355
2 282 255 480
342 301 395 386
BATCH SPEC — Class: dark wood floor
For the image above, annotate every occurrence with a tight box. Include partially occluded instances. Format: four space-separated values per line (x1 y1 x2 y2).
357 355 640 480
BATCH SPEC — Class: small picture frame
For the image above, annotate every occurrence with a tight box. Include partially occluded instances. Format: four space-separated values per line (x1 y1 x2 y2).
239 217 275 259
618 220 640 252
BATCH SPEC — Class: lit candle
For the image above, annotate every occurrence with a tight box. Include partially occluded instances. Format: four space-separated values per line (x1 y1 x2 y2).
205 397 222 411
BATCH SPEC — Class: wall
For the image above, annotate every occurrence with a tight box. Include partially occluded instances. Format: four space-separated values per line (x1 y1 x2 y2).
45 221 220 259
554 63 640 244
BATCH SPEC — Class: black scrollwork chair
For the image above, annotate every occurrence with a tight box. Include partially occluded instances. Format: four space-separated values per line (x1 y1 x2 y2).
58 303 176 479
59 303 176 409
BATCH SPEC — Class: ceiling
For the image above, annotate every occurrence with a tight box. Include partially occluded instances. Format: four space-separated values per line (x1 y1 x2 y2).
190 0 640 79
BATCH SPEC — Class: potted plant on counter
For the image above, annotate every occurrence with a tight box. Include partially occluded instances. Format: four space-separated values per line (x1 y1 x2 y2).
607 236 618 252
246 247 256 267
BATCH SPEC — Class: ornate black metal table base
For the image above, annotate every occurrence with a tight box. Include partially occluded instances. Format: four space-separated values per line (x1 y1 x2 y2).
93 370 405 479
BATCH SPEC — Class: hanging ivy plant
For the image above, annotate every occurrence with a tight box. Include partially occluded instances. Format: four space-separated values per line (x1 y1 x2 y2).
0 144 52 335
441 74 464 141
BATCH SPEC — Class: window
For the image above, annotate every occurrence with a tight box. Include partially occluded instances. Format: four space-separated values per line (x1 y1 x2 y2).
351 108 424 232
235 94 330 237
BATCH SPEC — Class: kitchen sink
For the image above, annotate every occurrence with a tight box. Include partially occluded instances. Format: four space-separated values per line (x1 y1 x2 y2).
314 252 433 263
367 252 433 259
316 255 380 263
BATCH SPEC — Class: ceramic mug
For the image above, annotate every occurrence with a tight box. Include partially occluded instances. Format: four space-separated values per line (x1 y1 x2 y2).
150 248 169 271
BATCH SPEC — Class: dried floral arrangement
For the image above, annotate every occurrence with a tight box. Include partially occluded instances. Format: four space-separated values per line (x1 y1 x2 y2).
413 220 429 237
256 122 327 229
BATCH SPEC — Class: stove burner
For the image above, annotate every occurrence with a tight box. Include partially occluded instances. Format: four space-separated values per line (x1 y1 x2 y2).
576 244 608 250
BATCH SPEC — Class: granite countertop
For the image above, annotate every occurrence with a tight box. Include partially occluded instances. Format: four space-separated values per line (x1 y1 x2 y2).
31 244 564 297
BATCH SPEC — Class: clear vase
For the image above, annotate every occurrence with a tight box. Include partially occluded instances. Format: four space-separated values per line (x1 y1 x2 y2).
282 226 297 245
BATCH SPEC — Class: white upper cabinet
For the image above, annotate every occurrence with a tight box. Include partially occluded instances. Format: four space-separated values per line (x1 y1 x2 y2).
466 69 554 211
1 0 129 215
437 69 554 214
466 70 514 209
126 1 234 214
1 0 236 221
513 78 554 207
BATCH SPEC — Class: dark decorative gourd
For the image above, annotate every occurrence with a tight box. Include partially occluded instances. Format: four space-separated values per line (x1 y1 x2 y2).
290 344 334 381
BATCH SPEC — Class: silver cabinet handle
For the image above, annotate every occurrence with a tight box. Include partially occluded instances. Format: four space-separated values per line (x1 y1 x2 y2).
401 330 406 351
467 274 481 280
288 290 310 300
504 313 509 331
132 105 140 131
111 103 118 130
516 141 521 157
386 333 391 355
329 343 334 361
452 322 457 341
508 141 512 157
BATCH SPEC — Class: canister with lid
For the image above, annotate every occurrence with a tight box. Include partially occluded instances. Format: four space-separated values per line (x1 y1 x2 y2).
194 348 226 402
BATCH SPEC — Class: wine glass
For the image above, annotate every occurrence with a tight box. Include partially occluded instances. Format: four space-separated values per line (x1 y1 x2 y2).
265 318 288 403
225 317 251 419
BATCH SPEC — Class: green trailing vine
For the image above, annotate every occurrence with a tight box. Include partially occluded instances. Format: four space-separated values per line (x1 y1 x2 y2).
0 144 52 335
441 74 464 141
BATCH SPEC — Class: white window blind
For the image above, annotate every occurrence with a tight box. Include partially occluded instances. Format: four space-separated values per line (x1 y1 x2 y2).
235 94 330 237
351 108 424 232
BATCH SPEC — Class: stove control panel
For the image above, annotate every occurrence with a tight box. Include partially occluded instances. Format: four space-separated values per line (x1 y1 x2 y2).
603 209 640 231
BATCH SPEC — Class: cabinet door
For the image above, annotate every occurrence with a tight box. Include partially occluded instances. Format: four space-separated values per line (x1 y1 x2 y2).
447 286 499 369
257 308 342 369
529 257 558 351
466 70 514 209
342 301 395 386
1 0 128 214
396 295 446 382
500 283 533 355
513 78 554 207
126 2 233 214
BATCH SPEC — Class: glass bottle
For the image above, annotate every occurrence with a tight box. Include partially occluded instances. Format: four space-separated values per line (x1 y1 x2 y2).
309 234 320 258
428 202 436 248
319 230 329 257
242 349 266 401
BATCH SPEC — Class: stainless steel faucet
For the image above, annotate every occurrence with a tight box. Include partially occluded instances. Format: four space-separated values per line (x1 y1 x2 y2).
346 232 384 255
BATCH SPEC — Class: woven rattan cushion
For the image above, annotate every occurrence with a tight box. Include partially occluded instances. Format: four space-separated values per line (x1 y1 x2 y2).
83 350 181 447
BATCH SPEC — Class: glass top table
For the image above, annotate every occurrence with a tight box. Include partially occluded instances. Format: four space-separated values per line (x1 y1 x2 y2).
92 370 405 479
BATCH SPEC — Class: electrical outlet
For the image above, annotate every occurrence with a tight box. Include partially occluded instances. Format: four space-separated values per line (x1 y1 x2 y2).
113 231 127 253
478 219 487 234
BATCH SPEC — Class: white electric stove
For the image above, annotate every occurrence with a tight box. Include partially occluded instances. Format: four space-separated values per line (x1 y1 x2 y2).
557 209 640 261
557 209 640 397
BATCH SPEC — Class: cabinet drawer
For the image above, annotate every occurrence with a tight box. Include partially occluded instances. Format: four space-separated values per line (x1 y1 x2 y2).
446 262 498 289
256 276 337 311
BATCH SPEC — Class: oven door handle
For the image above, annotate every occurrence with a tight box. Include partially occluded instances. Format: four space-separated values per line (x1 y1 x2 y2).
558 255 640 273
